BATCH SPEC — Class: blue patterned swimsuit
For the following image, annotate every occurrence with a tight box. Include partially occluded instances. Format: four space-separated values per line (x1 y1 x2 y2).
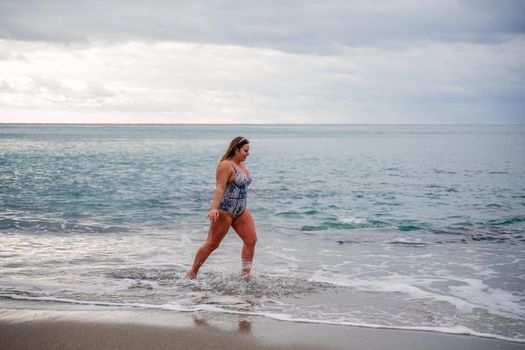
218 165 252 218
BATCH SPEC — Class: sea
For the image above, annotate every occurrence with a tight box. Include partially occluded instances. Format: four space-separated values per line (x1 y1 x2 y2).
1 124 524 342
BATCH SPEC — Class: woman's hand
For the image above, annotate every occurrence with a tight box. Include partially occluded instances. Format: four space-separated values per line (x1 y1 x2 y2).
208 209 220 222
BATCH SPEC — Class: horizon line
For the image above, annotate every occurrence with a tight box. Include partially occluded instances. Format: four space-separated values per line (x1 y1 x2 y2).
1 122 524 126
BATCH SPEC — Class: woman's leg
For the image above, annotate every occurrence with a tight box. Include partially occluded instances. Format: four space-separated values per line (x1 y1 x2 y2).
231 209 257 279
186 212 233 278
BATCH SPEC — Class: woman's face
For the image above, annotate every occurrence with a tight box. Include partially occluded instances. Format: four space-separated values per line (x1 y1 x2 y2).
236 144 250 162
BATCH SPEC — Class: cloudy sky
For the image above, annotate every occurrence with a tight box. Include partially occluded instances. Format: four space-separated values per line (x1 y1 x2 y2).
0 0 524 124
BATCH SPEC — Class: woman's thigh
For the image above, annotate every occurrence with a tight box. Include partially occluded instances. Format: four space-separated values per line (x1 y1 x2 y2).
231 209 257 245
206 211 234 245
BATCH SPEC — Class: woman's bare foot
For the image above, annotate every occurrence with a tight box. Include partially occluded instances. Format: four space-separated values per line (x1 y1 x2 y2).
186 270 197 279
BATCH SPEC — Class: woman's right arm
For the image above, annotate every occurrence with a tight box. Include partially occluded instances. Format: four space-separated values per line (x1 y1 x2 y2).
208 162 232 222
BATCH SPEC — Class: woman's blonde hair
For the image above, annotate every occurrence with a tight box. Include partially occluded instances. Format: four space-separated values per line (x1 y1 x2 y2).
220 136 250 162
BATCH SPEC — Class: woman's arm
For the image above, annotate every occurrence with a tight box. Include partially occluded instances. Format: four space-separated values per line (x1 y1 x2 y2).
208 162 232 222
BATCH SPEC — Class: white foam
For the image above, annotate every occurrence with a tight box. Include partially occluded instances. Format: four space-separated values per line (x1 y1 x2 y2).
449 278 525 319
307 271 515 316
0 293 196 312
340 216 368 225
309 270 525 320
268 250 303 262
257 314 525 343
1 293 523 343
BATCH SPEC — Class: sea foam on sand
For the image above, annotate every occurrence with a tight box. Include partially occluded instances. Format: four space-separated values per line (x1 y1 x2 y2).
1 301 524 350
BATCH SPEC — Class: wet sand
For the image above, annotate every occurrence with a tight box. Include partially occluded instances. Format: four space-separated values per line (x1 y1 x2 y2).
0 302 524 350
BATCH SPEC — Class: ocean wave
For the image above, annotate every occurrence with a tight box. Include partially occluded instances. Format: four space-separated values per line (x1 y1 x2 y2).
1 294 523 343
397 225 423 231
298 216 387 232
108 268 332 298
276 210 320 218
0 216 130 234
108 267 180 281
388 241 429 246
300 225 328 232
486 216 525 226
308 272 525 321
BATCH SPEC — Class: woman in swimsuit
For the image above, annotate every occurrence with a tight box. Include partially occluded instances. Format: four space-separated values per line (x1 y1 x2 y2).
186 136 256 280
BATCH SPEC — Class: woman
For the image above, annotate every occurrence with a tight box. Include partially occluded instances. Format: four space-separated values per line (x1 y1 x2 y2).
186 136 257 280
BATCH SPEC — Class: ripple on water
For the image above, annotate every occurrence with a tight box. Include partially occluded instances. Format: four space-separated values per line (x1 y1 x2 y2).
107 267 333 299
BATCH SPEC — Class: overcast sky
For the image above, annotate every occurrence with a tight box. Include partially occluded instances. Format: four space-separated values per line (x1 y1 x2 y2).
0 0 524 124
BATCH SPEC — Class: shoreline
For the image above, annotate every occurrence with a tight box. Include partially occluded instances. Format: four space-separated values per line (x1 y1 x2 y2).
1 300 524 350
1 294 523 344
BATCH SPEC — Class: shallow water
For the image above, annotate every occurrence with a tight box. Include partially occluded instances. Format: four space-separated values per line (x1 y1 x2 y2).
1 124 524 341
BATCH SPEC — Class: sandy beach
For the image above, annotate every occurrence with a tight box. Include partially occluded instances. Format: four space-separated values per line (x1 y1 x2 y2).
1 300 524 350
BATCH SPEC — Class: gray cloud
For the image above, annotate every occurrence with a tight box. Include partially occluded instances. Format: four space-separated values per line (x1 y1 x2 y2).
1 0 524 53
0 1 523 124
1 38 523 123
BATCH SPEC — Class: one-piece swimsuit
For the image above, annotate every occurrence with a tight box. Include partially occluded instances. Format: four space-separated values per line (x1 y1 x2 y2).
218 165 252 218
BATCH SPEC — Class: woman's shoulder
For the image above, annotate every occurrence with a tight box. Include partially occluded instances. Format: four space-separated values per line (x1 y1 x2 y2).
217 160 248 174
217 160 235 172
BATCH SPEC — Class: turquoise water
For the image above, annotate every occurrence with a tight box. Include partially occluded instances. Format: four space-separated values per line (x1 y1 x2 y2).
1 124 524 341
